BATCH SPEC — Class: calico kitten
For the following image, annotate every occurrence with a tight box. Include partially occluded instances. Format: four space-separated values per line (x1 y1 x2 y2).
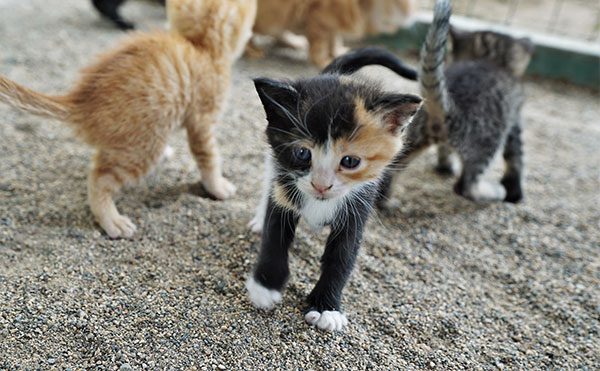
92 0 166 30
0 0 257 238
246 72 422 331
327 0 534 205
249 0 416 67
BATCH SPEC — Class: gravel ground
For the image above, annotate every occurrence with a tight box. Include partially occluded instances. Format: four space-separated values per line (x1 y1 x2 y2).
1 0 599 369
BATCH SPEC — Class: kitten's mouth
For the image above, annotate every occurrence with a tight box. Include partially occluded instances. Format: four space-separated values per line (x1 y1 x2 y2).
311 192 339 201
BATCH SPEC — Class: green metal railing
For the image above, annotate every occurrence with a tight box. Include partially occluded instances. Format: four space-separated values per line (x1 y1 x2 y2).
369 18 600 90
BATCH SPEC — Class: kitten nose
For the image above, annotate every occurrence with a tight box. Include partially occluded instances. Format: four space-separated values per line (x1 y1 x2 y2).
311 182 333 194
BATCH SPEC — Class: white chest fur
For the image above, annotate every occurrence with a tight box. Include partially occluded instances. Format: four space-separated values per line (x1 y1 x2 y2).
299 195 345 231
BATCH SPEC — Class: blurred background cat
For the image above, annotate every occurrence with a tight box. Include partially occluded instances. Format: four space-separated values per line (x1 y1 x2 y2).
248 0 415 67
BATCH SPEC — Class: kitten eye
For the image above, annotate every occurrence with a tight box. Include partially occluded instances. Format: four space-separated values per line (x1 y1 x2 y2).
340 156 361 169
293 147 311 162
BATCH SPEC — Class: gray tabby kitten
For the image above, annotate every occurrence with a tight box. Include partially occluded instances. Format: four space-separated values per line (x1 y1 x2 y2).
376 0 534 205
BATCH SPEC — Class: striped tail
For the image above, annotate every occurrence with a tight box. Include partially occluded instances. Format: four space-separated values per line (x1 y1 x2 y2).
419 0 452 123
321 46 418 81
0 76 70 120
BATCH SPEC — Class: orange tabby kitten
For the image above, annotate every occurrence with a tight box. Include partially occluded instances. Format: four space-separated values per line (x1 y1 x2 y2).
0 0 257 239
249 0 415 67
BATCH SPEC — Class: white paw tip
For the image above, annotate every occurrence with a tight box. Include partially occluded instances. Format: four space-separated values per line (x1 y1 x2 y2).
246 276 281 309
204 178 237 200
102 216 137 239
247 217 264 234
163 145 175 159
471 180 507 201
305 310 348 331
380 198 401 210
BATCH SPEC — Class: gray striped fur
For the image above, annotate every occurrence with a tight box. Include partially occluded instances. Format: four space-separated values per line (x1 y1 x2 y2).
376 0 534 206
419 0 452 143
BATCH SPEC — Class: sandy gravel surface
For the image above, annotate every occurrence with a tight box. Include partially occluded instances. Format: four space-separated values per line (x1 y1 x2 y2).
1 0 599 369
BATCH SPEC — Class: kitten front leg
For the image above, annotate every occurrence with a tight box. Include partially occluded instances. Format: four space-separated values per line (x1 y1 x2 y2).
247 198 299 308
305 204 370 331
186 121 236 200
331 34 349 58
275 31 309 51
248 155 273 233
307 28 335 68
245 36 266 58
92 0 134 30
435 143 461 176
500 123 524 203
455 161 506 202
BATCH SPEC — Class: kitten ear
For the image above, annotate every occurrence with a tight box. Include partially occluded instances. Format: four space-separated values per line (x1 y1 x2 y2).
518 37 535 54
253 78 299 122
371 94 422 134
508 37 535 77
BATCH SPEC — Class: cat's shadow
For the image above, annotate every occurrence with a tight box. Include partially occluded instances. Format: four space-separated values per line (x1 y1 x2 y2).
25 179 217 238
376 181 499 224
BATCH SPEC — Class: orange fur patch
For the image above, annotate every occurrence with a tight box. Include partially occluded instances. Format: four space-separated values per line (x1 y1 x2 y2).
333 99 402 183
273 183 296 211
0 0 256 238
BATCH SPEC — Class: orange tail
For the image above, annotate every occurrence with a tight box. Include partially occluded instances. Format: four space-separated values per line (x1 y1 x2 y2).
0 76 70 120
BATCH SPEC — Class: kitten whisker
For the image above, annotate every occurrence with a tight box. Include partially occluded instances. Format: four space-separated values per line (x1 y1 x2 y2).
261 90 312 139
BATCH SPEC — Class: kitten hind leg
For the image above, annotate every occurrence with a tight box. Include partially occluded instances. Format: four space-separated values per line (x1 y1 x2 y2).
158 145 175 164
455 159 506 202
500 124 524 203
307 29 334 68
435 143 461 176
186 120 236 200
88 149 159 239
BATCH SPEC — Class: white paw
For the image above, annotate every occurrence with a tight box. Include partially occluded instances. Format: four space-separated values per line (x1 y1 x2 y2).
162 145 175 160
469 180 507 201
305 310 348 331
246 276 282 309
277 31 308 50
247 214 264 233
100 214 137 239
203 177 237 200
379 197 401 210
334 44 350 58
443 153 461 176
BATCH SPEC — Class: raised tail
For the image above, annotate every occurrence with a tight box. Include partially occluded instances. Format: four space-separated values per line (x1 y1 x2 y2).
419 0 452 120
0 76 70 120
321 46 418 81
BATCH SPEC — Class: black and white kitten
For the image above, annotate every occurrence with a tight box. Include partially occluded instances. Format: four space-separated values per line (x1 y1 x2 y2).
327 0 534 205
91 0 165 30
246 71 422 331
